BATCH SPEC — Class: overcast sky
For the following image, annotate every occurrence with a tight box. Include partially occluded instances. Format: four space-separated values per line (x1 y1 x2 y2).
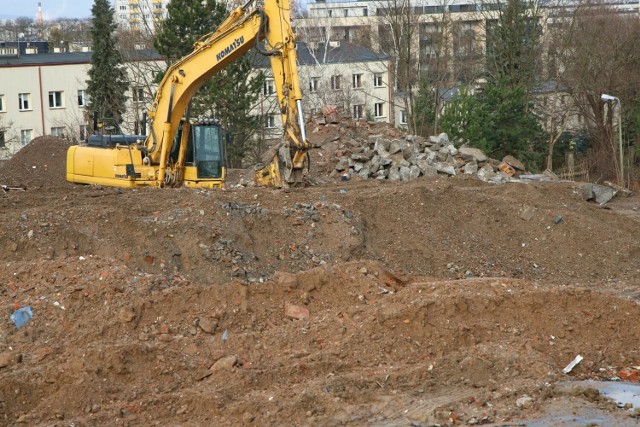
2 0 97 20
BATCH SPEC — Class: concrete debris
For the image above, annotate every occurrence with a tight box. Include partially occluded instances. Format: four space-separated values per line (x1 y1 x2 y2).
562 354 583 374
284 303 310 320
459 146 488 163
210 354 238 372
519 207 536 221
503 155 526 171
579 184 617 204
603 181 633 197
334 132 526 185
0 352 20 368
516 395 535 408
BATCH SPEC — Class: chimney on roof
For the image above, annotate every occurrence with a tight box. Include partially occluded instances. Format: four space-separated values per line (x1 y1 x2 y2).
38 2 43 26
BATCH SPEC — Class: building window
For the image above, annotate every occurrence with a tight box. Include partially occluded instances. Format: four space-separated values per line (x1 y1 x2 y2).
353 104 364 119
374 102 384 117
263 79 275 96
331 75 341 90
264 114 276 128
19 93 31 111
0 131 5 148
344 9 348 17
119 5 127 10
0 95 4 112
400 110 407 124
132 87 145 102
363 8 368 16
352 73 362 89
51 127 65 137
79 124 88 141
21 129 32 145
309 77 319 92
328 9 332 17
49 91 64 108
77 90 87 107
373 73 383 88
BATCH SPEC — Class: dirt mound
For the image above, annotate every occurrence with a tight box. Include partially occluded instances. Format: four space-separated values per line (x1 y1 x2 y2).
0 137 74 189
2 127 640 425
2 258 640 426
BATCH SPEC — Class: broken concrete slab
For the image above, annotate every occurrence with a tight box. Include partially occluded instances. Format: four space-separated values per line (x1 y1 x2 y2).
593 185 617 204
459 146 488 163
435 162 456 176
464 161 479 175
503 155 525 171
520 206 536 221
579 184 617 204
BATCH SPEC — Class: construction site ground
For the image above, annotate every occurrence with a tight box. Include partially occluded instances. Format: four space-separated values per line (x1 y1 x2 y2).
2 136 640 426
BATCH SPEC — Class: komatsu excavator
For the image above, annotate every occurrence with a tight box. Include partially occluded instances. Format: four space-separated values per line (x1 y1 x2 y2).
66 0 309 188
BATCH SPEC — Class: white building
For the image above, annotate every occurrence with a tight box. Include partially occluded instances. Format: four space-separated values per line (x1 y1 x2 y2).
255 41 393 140
113 0 169 34
0 49 164 159
0 42 393 159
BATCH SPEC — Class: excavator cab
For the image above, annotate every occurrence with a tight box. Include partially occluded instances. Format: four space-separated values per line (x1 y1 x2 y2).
171 119 226 188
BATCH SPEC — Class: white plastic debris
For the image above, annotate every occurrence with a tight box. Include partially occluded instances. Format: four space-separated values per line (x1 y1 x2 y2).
562 355 584 374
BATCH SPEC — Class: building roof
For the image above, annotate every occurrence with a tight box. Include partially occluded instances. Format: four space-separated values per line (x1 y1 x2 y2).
253 41 389 67
0 42 385 69
0 49 164 67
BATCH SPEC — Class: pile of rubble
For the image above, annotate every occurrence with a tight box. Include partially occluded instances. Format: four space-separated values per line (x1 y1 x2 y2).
332 132 526 184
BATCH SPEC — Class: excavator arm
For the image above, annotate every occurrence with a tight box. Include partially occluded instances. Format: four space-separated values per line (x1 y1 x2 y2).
145 0 309 187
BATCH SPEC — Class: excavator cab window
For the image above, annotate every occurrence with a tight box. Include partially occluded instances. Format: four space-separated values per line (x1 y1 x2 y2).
171 123 225 179
192 124 224 179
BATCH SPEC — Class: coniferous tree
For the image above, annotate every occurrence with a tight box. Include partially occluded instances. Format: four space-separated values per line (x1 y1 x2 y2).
441 80 545 168
486 0 541 89
154 0 263 167
86 0 128 128
441 0 547 170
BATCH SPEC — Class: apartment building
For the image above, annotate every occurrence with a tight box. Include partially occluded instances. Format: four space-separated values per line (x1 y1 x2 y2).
254 41 393 139
0 49 164 159
299 0 640 86
113 0 169 34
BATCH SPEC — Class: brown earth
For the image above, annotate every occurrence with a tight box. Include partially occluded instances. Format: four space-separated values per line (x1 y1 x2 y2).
1 136 640 426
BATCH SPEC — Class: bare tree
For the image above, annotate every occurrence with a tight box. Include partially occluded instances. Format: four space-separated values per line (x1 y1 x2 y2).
555 2 640 183
0 115 19 160
370 0 421 132
531 82 580 170
418 6 453 134
119 31 165 134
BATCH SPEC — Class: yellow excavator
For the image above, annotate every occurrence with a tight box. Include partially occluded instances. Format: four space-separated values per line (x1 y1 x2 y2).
66 0 309 188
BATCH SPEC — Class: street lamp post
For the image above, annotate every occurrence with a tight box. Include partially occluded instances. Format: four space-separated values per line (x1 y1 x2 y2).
601 93 624 187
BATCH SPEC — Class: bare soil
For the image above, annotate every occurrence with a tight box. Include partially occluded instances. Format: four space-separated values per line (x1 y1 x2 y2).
2 136 640 426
